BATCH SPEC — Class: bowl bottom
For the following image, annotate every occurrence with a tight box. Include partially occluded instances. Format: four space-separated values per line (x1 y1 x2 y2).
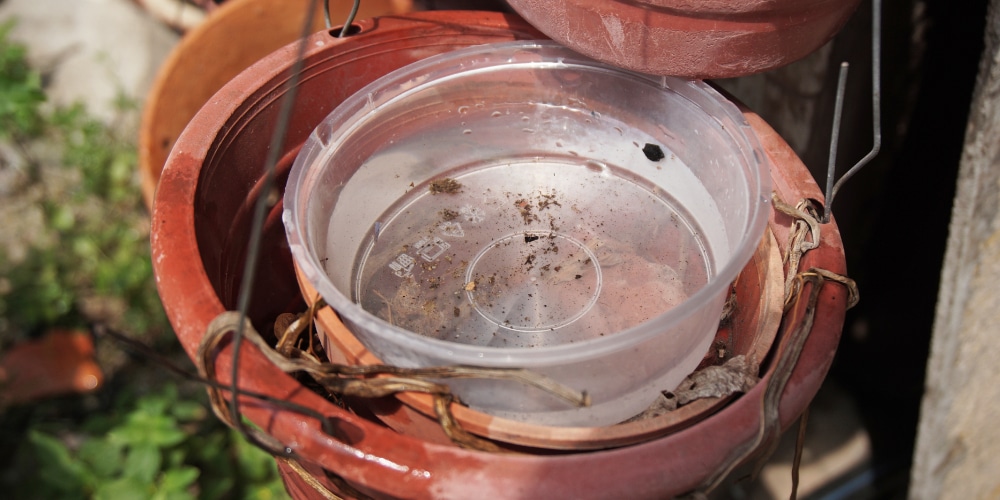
349 156 713 350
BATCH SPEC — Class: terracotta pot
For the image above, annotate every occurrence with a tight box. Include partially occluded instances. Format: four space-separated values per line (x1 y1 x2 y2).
298 228 784 450
505 0 862 78
151 11 849 498
0 329 103 404
138 0 413 209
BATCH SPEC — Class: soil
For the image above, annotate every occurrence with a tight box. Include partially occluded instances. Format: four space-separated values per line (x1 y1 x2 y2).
429 177 462 194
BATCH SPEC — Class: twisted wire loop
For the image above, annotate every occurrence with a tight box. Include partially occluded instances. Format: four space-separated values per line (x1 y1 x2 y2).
685 194 858 499
195 313 345 499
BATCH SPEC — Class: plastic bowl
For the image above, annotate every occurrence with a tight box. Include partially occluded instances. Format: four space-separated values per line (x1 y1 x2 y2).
283 41 771 427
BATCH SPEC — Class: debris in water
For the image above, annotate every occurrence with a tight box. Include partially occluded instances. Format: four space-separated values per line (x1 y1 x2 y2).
429 177 462 194
642 143 665 162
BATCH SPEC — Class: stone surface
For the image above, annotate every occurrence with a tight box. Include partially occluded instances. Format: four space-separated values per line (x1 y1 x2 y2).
911 0 1000 497
0 0 177 253
0 0 178 124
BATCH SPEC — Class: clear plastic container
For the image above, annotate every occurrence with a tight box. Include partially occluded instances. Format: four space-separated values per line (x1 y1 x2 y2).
283 41 771 427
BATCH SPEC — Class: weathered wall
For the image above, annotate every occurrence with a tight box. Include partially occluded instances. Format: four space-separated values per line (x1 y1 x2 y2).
911 0 1000 497
0 0 178 124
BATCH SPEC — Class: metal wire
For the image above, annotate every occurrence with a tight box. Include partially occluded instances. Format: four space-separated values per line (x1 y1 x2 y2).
824 62 850 217
822 0 883 224
324 0 362 37
229 0 321 456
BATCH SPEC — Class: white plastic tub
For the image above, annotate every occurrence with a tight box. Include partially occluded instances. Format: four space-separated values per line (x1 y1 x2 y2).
284 41 771 426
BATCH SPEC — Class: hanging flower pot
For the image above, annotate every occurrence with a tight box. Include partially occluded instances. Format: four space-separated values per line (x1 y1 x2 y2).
151 10 853 499
505 0 862 78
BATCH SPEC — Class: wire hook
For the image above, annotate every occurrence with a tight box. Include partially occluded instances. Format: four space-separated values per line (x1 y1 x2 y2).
324 0 362 38
822 0 882 224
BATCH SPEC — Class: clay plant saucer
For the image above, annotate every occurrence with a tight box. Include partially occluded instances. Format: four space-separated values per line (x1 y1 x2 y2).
297 225 783 450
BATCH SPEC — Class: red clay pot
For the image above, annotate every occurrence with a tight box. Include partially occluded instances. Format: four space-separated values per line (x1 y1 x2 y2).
0 329 103 404
505 0 862 78
151 11 849 498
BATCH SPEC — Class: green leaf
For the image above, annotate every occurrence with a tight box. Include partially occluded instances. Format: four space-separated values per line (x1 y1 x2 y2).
94 476 151 500
170 399 208 422
200 475 236 500
142 385 178 412
71 236 100 261
165 447 187 470
80 412 119 435
78 437 124 479
243 481 292 500
231 431 287 498
233 429 276 482
27 430 90 495
157 466 199 496
48 204 75 231
0 20 45 138
110 410 186 449
123 442 162 484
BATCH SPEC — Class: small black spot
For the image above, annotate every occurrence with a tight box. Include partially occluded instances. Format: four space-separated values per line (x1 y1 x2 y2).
524 234 540 243
642 143 665 162
575 274 583 280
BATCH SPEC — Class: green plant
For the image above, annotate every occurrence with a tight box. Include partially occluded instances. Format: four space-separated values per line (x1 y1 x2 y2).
12 385 287 500
0 24 288 499
0 20 45 140
0 31 167 339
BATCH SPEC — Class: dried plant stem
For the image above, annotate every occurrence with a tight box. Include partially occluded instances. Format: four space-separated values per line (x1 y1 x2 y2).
198 309 588 452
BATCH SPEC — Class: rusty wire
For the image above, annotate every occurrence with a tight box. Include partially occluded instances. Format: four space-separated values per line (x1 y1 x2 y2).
822 0 882 223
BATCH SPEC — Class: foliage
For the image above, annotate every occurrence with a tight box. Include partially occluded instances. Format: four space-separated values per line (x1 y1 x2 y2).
0 29 166 338
0 25 288 499
0 20 45 139
10 386 287 500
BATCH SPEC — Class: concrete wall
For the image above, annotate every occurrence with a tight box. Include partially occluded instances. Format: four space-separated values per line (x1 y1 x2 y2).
911 0 1000 497
0 0 178 124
